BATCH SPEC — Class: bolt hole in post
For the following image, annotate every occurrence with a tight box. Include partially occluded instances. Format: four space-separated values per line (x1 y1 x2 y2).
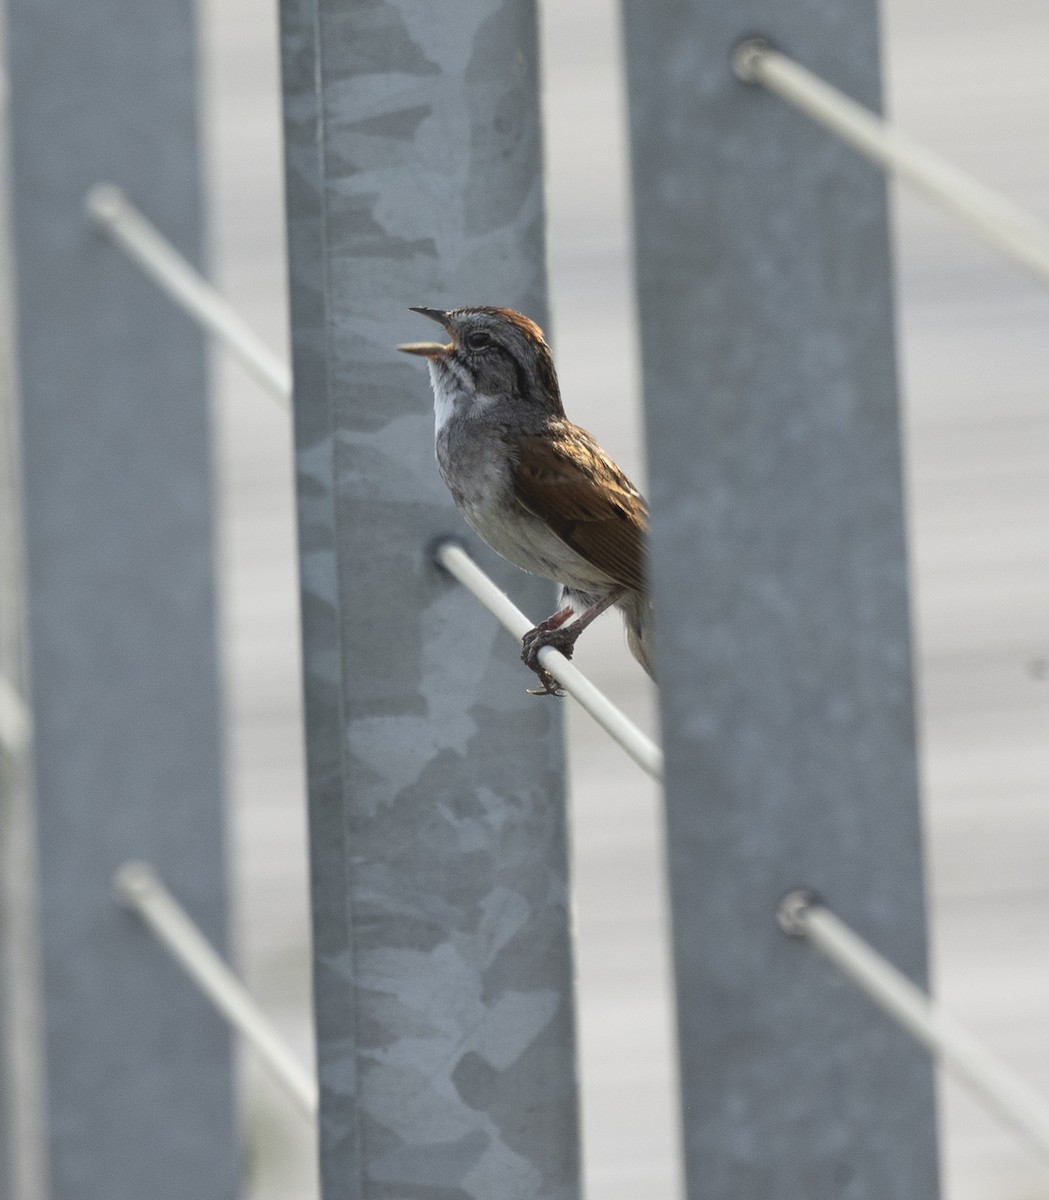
776 888 822 937
730 36 777 85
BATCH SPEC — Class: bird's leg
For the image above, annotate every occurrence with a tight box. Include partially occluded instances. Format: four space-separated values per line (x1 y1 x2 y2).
521 604 574 654
522 589 625 696
520 605 575 696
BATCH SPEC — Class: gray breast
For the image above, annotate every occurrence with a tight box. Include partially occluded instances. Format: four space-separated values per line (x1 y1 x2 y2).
435 417 611 592
435 417 513 519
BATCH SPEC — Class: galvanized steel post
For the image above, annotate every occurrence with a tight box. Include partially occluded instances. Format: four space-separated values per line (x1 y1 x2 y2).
0 322 23 1200
278 2 579 1198
3 0 237 1196
621 2 940 1196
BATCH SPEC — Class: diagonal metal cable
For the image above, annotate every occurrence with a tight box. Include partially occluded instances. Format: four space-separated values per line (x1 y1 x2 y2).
435 541 664 781
85 184 292 403
0 670 31 756
733 39 1049 286
114 861 318 1118
779 890 1049 1163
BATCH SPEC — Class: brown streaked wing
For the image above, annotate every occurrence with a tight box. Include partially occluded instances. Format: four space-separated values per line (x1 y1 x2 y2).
511 423 648 591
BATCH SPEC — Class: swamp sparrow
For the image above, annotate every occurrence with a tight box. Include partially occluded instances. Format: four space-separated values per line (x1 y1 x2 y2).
399 305 654 695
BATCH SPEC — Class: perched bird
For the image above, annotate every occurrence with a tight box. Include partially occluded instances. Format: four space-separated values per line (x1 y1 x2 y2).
399 305 654 695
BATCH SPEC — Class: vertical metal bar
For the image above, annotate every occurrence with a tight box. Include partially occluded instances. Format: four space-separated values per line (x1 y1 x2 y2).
0 744 17 1200
621 2 940 1197
0 704 43 1200
278 3 579 1199
0 232 22 1200
3 0 238 1195
0 74 29 1200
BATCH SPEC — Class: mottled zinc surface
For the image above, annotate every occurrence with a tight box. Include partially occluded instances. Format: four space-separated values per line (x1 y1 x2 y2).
278 1 578 1198
197 0 1049 1198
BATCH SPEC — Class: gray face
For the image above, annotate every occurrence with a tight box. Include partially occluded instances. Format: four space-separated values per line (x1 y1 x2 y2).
402 306 564 421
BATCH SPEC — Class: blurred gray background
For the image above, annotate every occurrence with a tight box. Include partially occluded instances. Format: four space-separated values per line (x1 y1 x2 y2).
76 0 1049 1195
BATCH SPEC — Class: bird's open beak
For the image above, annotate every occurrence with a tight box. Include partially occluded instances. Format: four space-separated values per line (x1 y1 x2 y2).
397 340 448 357
397 306 452 358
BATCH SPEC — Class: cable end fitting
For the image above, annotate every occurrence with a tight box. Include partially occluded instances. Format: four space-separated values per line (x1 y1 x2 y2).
430 535 466 574
84 182 128 229
777 888 821 937
112 859 158 908
732 37 775 85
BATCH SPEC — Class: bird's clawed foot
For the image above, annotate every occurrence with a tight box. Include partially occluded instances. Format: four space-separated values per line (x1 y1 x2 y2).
527 672 564 697
521 622 580 697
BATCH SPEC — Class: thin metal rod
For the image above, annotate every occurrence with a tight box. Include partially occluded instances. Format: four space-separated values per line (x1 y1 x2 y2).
0 671 31 755
113 861 318 1119
733 39 1049 286
85 184 292 404
779 890 1049 1162
435 541 664 781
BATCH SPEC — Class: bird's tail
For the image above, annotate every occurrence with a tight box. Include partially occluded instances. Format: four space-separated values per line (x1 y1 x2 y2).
620 592 656 681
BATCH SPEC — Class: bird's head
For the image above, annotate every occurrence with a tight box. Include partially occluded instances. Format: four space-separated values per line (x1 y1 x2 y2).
398 306 564 420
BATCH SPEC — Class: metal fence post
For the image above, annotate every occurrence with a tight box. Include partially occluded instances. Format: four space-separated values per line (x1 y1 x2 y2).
621 2 940 1196
3 0 237 1195
0 292 23 1200
278 2 579 1198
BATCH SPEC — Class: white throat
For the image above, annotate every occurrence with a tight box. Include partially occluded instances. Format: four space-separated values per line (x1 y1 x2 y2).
429 361 459 436
429 361 496 438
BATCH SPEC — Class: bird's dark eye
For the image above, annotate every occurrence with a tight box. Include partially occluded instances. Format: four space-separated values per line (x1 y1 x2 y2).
465 330 491 351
